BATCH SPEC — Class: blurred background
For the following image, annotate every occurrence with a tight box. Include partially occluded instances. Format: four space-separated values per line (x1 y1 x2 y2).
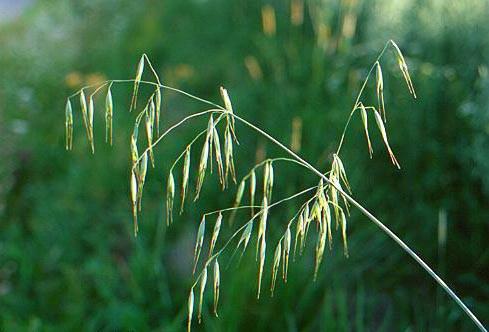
0 0 488 331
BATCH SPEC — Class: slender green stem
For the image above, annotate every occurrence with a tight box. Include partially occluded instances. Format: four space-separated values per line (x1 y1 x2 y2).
229 112 486 332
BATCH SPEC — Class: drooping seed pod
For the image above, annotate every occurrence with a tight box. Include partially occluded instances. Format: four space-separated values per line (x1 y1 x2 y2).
65 99 73 150
238 221 253 255
195 137 209 200
373 109 400 169
264 162 274 202
130 170 138 237
271 241 281 296
294 213 304 259
324 202 332 249
213 259 220 317
333 154 351 194
229 180 245 225
256 197 268 259
88 95 95 153
131 55 145 111
198 266 207 323
208 213 222 258
314 226 327 281
390 40 416 98
263 162 269 199
341 210 349 257
145 106 155 167
219 86 236 138
375 62 386 121
257 238 266 299
317 179 327 208
193 216 206 274
180 146 191 213
213 127 225 188
224 126 236 184
206 116 215 172
329 173 340 228
187 288 194 332
155 87 162 136
250 170 257 216
359 103 373 158
166 171 175 225
282 227 291 282
79 90 89 139
149 96 155 125
105 87 113 145
137 152 148 211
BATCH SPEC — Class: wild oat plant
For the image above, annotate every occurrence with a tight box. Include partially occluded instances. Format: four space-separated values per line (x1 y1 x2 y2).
65 41 486 331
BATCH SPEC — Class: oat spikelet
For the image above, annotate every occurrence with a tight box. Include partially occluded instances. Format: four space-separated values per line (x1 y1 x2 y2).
213 259 220 317
65 99 73 150
236 221 254 261
213 127 225 188
271 241 281 296
293 213 304 259
187 288 194 332
256 197 268 260
145 102 155 167
137 152 148 211
195 136 209 200
155 87 162 136
375 62 386 121
79 90 89 142
229 180 245 225
250 170 256 216
314 225 327 281
324 202 333 249
105 87 113 145
341 210 349 257
198 266 207 323
359 103 373 158
333 154 351 195
264 161 274 202
131 55 144 111
130 170 138 236
130 132 139 166
263 162 269 200
304 201 317 246
224 126 236 184
219 86 236 139
166 171 175 225
87 95 95 153
207 116 215 172
208 212 222 259
373 109 400 169
390 40 416 98
193 216 206 274
180 146 191 213
257 238 266 299
282 227 291 282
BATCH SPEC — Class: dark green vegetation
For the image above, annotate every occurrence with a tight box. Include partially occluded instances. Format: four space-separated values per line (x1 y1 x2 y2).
1 0 488 331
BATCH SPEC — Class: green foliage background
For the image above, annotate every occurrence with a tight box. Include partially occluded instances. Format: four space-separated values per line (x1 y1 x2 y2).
0 0 488 331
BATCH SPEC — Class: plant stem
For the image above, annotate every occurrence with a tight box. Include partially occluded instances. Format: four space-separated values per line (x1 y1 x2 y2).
230 112 487 332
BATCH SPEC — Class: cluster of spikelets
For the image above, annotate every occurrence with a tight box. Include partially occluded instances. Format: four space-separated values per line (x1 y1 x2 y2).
65 40 416 331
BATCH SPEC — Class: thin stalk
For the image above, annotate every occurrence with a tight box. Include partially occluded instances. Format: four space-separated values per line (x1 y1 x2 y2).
229 112 486 332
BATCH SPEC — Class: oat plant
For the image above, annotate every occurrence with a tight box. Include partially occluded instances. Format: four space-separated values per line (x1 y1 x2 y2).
64 41 486 331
